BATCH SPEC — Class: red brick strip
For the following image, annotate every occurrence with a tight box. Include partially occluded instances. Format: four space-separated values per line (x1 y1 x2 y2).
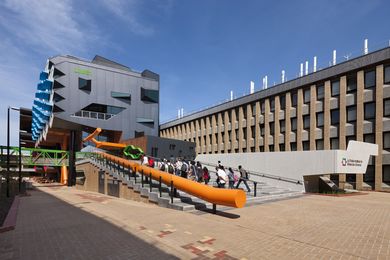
0 195 21 233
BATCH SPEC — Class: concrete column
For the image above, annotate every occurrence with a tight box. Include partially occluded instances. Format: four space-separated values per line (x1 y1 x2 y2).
211 114 217 153
310 85 317 150
255 101 261 152
231 109 237 152
246 104 253 152
178 124 182 140
274 96 280 151
297 89 303 151
375 65 384 191
356 70 365 190
224 111 230 152
285 93 291 151
264 99 270 152
195 120 200 154
200 118 205 154
205 116 211 153
339 76 347 189
238 106 244 153
217 113 223 153
324 80 331 150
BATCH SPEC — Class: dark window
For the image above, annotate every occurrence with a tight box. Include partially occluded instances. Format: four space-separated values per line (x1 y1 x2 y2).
364 134 375 144
385 66 390 84
280 95 286 110
364 102 375 120
269 122 275 135
291 118 297 131
303 141 310 151
135 131 144 138
270 98 275 112
292 92 298 107
260 126 264 136
347 74 357 93
269 145 274 152
303 115 310 129
141 87 159 103
317 84 324 100
384 99 390 117
364 165 375 182
280 120 285 133
383 165 390 183
347 106 356 122
331 109 339 125
317 112 324 127
111 91 131 103
331 138 339 149
79 78 91 92
260 146 264 152
291 142 297 151
383 132 390 151
316 140 324 150
251 126 255 139
82 103 125 115
365 70 376 89
252 103 256 116
279 144 285 151
304 89 310 103
331 80 340 97
261 102 265 114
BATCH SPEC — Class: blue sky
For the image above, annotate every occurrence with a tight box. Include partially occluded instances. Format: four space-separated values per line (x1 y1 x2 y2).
0 0 390 145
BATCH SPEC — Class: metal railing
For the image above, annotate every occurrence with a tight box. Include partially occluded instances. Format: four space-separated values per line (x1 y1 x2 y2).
71 110 115 120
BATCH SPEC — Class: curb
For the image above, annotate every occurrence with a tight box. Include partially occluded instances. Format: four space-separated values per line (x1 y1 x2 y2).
0 195 21 233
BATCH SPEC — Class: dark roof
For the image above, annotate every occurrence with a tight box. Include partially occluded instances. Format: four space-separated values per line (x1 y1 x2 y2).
91 55 131 72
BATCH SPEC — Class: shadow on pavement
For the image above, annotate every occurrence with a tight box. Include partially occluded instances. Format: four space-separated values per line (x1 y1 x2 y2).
0 188 179 260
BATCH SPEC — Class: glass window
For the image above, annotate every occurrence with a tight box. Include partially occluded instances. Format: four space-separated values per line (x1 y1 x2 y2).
270 98 275 112
383 165 390 183
291 142 297 151
260 126 264 136
385 65 390 84
303 115 310 129
347 74 357 93
364 165 375 182
280 95 286 110
261 102 265 114
331 80 340 96
260 146 264 152
269 122 275 135
347 106 356 122
316 140 324 150
251 126 255 139
365 70 376 89
252 103 256 116
331 109 340 125
384 99 390 117
79 78 91 92
304 89 310 103
292 92 297 107
383 132 390 150
331 138 339 149
291 118 297 131
279 144 285 151
280 120 285 133
364 102 375 120
346 136 356 147
364 134 375 144
317 84 324 100
303 141 310 151
140 87 159 103
317 112 324 127
269 145 274 152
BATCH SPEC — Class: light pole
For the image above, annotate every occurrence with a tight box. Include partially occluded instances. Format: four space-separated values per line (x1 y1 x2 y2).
6 106 20 197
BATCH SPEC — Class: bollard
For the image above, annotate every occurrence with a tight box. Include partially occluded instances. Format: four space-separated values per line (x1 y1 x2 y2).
170 180 174 204
149 173 152 192
159 176 162 197
254 182 257 197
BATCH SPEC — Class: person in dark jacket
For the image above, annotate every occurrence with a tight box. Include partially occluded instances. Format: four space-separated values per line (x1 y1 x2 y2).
235 165 251 192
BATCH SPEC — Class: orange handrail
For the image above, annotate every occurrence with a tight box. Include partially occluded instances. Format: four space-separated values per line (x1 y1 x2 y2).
83 128 126 150
101 152 246 208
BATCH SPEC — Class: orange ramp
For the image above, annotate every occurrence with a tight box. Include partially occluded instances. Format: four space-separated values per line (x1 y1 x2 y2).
101 152 246 208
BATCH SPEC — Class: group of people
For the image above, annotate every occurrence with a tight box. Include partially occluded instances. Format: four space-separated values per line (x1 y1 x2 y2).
140 155 251 192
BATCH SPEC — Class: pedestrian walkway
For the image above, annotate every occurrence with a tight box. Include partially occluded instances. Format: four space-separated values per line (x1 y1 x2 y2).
1 184 390 259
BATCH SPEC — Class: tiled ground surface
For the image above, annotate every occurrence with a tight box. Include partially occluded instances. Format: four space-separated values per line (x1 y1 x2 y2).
1 184 390 259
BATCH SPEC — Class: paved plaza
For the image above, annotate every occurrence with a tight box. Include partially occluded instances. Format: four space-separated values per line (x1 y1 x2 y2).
1 185 390 259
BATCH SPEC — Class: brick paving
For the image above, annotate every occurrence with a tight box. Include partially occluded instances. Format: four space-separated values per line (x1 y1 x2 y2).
1 185 390 259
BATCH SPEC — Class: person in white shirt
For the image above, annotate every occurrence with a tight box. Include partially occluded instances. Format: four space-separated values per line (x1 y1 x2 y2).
216 166 227 188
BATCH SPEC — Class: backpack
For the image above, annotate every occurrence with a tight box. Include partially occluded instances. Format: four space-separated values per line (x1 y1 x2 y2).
148 158 155 168
160 163 166 171
168 164 174 174
181 162 188 172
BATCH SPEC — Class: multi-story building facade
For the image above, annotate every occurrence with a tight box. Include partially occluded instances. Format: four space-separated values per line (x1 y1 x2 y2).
160 47 390 191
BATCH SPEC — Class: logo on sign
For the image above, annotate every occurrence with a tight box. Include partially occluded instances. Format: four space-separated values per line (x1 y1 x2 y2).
342 158 347 166
341 158 363 167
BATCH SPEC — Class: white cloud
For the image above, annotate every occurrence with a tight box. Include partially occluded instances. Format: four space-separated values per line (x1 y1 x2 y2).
99 0 155 36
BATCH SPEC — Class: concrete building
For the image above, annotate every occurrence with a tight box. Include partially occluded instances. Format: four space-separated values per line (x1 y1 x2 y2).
160 47 390 191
